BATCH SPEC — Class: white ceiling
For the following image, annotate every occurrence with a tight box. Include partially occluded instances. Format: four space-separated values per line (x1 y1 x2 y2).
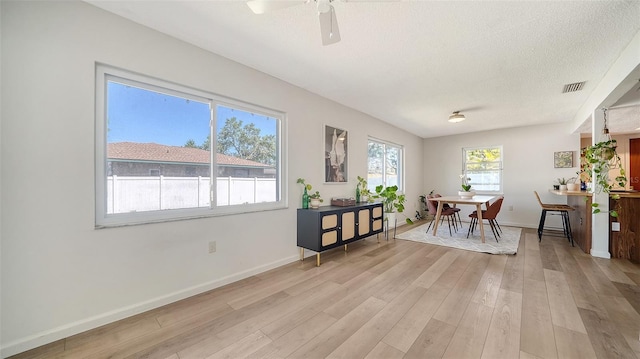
87 0 640 138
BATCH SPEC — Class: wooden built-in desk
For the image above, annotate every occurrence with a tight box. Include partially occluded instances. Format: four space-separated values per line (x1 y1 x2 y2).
549 190 592 253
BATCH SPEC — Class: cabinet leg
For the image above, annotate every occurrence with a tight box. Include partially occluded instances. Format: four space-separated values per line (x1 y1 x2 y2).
344 244 348 252
299 247 304 261
316 253 320 267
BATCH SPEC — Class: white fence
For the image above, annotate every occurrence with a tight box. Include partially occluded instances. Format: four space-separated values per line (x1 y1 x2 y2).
107 176 276 214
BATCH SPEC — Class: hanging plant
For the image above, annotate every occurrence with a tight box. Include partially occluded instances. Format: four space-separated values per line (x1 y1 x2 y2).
582 139 627 217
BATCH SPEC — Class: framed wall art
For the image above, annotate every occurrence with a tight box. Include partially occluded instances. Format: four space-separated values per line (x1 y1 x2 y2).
324 125 348 183
554 151 574 168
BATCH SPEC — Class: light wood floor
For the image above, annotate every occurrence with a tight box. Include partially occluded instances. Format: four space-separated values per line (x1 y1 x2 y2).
12 221 640 359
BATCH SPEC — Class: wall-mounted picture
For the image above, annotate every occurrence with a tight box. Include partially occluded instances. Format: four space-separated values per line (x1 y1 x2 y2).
324 125 348 183
554 151 573 168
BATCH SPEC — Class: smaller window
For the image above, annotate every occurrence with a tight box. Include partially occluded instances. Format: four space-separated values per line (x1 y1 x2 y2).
149 169 160 176
463 146 503 193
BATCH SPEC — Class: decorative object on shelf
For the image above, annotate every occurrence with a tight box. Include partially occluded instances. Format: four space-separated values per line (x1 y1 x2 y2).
308 191 323 208
297 178 322 209
372 185 413 225
330 197 356 207
566 177 580 191
356 175 371 203
556 177 575 191
554 151 574 168
582 108 628 217
459 173 475 198
324 125 348 183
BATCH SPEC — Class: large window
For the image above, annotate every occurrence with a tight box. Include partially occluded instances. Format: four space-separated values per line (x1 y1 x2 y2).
367 138 403 191
463 146 503 193
96 65 285 227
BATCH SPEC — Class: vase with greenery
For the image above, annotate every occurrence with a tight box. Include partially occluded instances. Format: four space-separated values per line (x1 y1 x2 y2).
356 176 371 202
458 173 475 198
297 178 323 209
582 139 627 217
372 185 413 225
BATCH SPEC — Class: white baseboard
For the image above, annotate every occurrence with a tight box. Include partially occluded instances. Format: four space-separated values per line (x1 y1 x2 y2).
1 255 299 358
590 249 611 259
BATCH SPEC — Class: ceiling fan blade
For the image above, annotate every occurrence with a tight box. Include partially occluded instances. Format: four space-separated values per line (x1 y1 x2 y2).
319 6 341 46
246 0 306 14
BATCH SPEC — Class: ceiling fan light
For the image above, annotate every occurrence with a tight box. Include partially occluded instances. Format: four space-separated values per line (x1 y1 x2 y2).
448 111 466 123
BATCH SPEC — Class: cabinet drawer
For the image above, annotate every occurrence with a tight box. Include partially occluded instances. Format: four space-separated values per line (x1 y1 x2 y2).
322 230 338 246
322 214 338 229
372 219 383 231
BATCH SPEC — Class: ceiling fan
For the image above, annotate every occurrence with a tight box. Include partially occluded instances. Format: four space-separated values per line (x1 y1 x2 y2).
247 0 342 46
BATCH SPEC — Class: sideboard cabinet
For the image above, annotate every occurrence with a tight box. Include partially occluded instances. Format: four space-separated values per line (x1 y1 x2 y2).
297 202 383 265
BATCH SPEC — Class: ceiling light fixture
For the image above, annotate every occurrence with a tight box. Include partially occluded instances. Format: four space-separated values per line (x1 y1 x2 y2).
448 111 466 123
601 107 612 141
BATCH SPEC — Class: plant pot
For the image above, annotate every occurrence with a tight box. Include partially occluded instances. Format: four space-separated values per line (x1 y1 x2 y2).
360 195 369 203
559 185 567 191
309 198 321 208
385 212 397 228
567 183 580 191
458 191 475 199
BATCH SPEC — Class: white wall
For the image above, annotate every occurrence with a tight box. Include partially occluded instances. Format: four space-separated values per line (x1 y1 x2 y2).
0 1 423 356
423 123 581 228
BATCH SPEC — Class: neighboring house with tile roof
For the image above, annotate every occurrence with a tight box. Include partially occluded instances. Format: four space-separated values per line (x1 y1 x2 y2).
107 142 275 178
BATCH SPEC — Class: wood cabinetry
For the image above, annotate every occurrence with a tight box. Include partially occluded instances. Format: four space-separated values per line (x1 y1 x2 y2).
297 203 383 265
550 190 592 253
610 194 640 263
568 194 592 253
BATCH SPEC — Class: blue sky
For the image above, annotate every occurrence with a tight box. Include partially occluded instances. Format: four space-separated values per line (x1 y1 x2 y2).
107 82 276 147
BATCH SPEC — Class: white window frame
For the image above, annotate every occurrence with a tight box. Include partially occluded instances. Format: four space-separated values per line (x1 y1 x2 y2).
367 137 404 191
462 145 503 193
95 64 287 227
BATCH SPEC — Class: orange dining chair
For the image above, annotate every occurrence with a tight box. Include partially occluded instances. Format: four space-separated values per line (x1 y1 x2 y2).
469 197 504 235
426 195 457 236
467 196 504 242
434 193 462 228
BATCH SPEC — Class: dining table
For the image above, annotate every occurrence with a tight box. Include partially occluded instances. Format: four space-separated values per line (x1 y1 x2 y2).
430 195 498 243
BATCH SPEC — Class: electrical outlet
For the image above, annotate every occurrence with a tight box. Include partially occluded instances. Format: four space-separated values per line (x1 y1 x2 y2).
612 222 620 232
208 241 217 253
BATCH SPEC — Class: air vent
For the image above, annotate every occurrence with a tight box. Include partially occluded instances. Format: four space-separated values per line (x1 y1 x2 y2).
562 81 586 93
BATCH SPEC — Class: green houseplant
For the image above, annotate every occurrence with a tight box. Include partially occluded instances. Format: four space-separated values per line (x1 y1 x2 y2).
458 173 475 198
372 185 413 225
297 178 323 209
356 176 371 202
582 139 627 217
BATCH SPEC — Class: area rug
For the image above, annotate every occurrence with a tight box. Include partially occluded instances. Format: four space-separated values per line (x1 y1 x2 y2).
396 222 522 255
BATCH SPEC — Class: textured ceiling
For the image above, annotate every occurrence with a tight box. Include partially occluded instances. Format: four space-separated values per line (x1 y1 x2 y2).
86 0 640 138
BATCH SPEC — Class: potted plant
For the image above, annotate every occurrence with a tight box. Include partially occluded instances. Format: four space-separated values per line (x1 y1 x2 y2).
566 177 580 191
458 173 475 198
582 139 627 216
556 177 569 191
356 176 371 203
308 190 323 208
297 178 323 209
372 185 413 226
